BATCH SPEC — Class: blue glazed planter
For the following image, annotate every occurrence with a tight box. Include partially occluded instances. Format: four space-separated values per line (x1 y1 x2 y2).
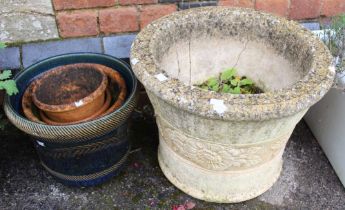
4 53 138 186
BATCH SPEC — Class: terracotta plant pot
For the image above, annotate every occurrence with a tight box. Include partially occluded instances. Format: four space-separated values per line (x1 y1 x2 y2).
96 64 127 116
130 7 335 202
22 64 127 125
21 84 43 124
31 63 108 123
39 88 112 125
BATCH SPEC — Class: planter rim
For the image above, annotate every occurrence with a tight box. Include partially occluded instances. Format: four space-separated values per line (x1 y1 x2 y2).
130 7 335 121
3 53 138 142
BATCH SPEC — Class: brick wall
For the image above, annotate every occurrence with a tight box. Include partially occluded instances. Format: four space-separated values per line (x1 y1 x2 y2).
52 0 345 38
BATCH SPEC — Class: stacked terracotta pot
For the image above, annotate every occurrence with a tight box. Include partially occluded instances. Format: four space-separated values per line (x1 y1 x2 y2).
22 63 127 125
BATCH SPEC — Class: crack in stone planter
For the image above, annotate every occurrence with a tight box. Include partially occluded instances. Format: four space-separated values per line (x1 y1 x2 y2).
130 7 335 203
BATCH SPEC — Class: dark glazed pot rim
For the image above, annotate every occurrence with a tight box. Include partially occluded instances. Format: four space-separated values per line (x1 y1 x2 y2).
3 53 138 142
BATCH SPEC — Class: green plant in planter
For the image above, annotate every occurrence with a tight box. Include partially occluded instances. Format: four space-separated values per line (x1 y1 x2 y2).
198 68 263 94
0 42 19 130
322 14 345 74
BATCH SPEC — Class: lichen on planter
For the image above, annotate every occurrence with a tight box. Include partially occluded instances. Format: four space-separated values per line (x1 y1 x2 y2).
130 7 335 203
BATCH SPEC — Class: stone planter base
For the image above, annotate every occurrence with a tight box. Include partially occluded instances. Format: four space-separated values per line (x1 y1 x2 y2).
158 138 283 203
153 111 300 202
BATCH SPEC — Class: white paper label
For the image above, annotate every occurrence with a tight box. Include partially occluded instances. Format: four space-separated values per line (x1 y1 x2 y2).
37 141 45 147
75 100 84 107
210 99 227 114
155 73 168 82
131 58 139 65
329 65 336 73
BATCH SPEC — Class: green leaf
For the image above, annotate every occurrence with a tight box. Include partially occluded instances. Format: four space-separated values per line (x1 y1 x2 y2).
222 84 231 93
0 80 19 96
220 68 236 81
0 70 12 80
211 83 219 92
240 78 253 86
207 77 218 87
0 42 6 49
230 79 238 86
229 86 241 94
234 86 241 94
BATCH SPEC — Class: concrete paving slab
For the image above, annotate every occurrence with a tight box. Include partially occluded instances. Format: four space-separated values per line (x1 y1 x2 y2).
0 0 58 43
22 38 103 68
0 0 54 14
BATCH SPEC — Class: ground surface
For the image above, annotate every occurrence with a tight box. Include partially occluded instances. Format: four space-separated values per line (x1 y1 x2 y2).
0 111 344 209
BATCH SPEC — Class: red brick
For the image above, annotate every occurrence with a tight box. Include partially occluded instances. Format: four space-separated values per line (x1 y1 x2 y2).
140 5 177 28
219 0 254 8
53 0 115 10
119 0 156 6
57 11 99 38
255 0 289 17
99 7 139 34
289 0 321 20
322 0 345 17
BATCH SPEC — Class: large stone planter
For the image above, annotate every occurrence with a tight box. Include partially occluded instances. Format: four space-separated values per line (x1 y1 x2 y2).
130 7 335 203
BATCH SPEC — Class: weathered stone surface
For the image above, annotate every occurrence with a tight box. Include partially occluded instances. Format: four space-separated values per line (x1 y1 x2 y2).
22 38 102 68
103 34 137 58
0 0 54 14
0 47 20 70
131 7 334 121
0 13 59 43
0 0 58 43
131 7 334 202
